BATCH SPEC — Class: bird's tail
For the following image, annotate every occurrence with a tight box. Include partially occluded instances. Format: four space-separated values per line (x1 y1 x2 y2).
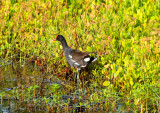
90 57 97 63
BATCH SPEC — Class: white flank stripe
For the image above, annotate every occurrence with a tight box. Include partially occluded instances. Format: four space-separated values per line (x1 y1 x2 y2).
92 57 97 62
74 62 79 66
69 55 72 58
84 57 90 62
81 65 86 67
71 59 76 62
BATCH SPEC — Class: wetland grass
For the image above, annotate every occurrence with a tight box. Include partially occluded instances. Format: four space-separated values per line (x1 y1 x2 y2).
0 0 160 112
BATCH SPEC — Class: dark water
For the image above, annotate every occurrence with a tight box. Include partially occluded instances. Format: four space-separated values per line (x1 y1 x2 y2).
0 58 129 113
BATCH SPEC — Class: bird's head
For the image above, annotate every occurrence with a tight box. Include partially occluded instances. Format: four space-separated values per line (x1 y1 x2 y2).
53 35 65 42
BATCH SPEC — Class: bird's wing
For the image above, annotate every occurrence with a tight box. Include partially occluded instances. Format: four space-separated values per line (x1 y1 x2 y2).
70 50 90 63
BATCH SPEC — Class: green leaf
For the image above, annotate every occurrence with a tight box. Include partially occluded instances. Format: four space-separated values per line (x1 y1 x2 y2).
86 46 92 52
129 77 134 86
114 66 122 78
103 81 110 86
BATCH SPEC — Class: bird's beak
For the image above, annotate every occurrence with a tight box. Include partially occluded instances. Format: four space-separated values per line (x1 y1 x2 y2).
53 38 56 41
53 35 58 41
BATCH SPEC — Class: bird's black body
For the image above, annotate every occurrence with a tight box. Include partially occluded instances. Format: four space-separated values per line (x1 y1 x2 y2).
55 35 97 69
54 35 97 83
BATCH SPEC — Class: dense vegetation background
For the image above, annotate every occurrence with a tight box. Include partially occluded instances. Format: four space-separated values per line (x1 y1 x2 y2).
0 0 160 112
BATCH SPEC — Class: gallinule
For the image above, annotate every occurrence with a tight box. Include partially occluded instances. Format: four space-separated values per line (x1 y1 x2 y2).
53 35 97 83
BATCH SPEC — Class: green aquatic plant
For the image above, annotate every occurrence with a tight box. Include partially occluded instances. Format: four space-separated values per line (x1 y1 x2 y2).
0 0 159 112
0 92 5 110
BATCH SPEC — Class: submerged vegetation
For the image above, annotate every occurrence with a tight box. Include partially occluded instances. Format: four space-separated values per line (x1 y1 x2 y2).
0 0 160 112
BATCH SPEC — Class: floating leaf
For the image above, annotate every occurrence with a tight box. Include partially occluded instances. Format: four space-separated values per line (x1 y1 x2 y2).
103 81 110 86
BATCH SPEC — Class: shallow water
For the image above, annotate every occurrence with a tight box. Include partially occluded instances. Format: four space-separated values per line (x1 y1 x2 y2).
0 58 131 113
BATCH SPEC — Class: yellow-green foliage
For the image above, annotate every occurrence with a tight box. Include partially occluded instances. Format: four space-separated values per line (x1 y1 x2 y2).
0 0 160 111
0 0 159 57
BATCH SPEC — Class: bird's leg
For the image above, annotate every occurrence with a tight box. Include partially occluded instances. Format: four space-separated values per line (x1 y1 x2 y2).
77 68 81 85
74 69 77 83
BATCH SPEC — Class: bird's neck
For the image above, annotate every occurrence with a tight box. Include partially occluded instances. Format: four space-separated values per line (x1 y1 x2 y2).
60 40 69 50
